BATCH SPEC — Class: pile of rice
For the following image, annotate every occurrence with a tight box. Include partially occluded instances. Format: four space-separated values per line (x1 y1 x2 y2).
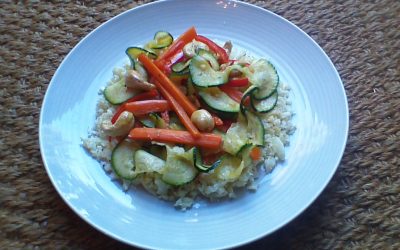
83 48 295 210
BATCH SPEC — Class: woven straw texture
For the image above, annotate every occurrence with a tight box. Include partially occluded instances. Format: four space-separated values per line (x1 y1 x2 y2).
1 0 399 249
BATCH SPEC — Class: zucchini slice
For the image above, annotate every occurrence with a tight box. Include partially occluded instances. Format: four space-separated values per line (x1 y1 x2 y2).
126 47 157 69
245 111 265 146
134 150 165 174
139 114 166 128
197 49 220 71
214 154 245 182
239 144 258 167
151 113 167 128
171 59 191 73
161 147 198 186
146 31 174 49
247 59 279 100
138 116 155 128
111 140 140 180
198 87 240 119
193 148 221 172
168 113 185 131
240 85 257 115
190 55 228 87
222 117 248 155
126 47 157 60
251 90 278 113
149 145 167 160
103 79 140 105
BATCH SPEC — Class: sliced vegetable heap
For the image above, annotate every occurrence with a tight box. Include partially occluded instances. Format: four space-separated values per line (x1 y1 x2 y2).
102 27 280 186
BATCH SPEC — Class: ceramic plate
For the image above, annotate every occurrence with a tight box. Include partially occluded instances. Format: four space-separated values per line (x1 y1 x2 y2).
39 1 348 249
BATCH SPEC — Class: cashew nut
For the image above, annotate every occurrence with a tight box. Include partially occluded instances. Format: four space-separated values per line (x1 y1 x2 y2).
183 40 209 58
125 69 155 91
101 111 135 136
190 109 215 132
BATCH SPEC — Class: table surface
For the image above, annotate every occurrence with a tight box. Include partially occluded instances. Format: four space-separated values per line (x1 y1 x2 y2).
1 1 399 249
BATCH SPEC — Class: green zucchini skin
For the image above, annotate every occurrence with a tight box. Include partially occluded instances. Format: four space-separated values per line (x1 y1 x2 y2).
147 31 174 49
198 87 240 119
125 46 157 68
247 59 279 100
240 85 278 114
161 147 198 186
190 55 228 87
111 140 140 180
104 79 140 105
193 148 221 172
250 91 278 113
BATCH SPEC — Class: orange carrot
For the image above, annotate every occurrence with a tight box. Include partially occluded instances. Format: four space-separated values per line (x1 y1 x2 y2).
155 27 197 71
157 83 200 137
129 128 222 150
111 89 159 124
250 146 263 161
138 54 197 115
124 100 171 116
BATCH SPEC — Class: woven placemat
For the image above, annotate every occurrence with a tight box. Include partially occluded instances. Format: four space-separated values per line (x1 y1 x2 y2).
1 1 399 249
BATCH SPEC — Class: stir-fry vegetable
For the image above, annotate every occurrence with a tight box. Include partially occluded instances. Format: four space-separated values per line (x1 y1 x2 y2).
124 100 171 116
129 128 222 150
138 54 197 115
155 26 198 72
195 35 229 64
111 89 159 124
102 27 282 188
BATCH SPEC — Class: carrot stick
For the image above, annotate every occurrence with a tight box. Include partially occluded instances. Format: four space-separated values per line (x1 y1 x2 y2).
111 89 159 124
129 128 222 150
138 54 197 115
124 100 171 116
250 146 263 161
155 27 197 69
157 84 200 137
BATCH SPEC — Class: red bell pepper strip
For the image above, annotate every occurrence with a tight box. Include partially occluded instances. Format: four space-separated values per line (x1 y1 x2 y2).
216 119 234 133
125 89 159 103
195 35 229 64
219 85 243 103
229 60 250 67
225 78 249 88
